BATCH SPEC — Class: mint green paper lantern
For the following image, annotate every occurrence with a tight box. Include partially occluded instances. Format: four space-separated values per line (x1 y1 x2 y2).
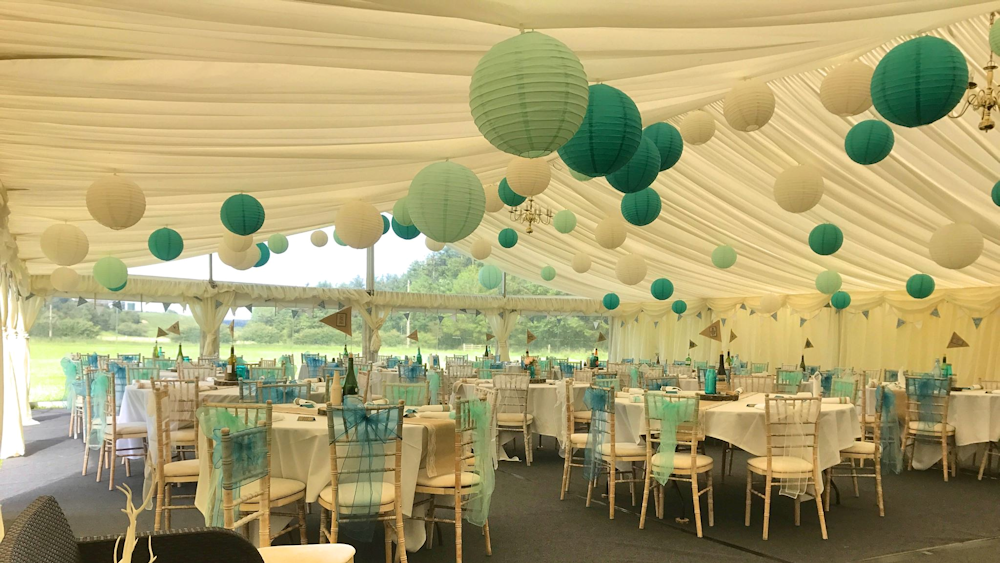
830 291 851 310
109 282 126 292
906 273 935 299
333 230 347 246
603 293 620 311
267 233 289 254
990 18 1000 56
992 181 1000 206
407 162 485 243
711 245 737 269
148 227 183 261
815 270 843 295
871 36 968 128
553 210 577 234
643 122 684 171
541 265 556 281
498 228 518 248
809 223 844 255
608 135 661 194
381 215 390 235
497 178 526 207
391 217 420 240
392 197 413 226
479 264 503 290
469 31 589 158
620 187 661 226
220 194 265 236
671 300 687 315
254 242 270 267
570 169 594 182
845 120 894 164
558 84 643 177
93 256 128 290
651 278 674 300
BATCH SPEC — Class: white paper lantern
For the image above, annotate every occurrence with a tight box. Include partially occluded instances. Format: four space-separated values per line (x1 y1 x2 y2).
223 230 253 252
425 238 445 252
820 61 874 116
40 224 89 266
615 254 647 285
595 216 627 249
86 175 146 230
484 183 505 213
234 244 261 271
724 79 775 132
506 157 551 197
930 222 983 269
336 200 383 249
679 110 716 145
758 293 784 314
470 238 492 260
773 165 824 213
310 230 328 247
50 267 80 292
572 252 592 273
217 242 246 268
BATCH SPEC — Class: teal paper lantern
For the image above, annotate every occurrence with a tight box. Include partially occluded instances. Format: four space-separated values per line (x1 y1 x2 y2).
147 228 183 261
557 84 643 177
498 178 527 207
469 31 589 157
93 256 128 290
607 135 661 194
651 278 674 301
392 197 413 226
407 162 485 243
220 194 265 236
643 122 684 171
845 120 894 165
254 242 270 267
553 210 577 234
906 273 935 299
391 217 420 240
809 223 844 256
479 264 503 290
109 282 126 292
830 291 852 310
711 245 737 269
267 233 289 254
381 215 390 235
541 265 556 281
603 293 620 311
671 300 687 315
333 230 347 246
498 228 518 248
620 187 661 226
871 36 968 128
992 181 1000 206
815 270 843 295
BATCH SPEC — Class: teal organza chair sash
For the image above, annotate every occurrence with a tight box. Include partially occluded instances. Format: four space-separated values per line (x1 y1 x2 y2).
829 378 857 402
593 377 620 392
399 364 425 382
304 356 326 378
751 362 768 374
127 366 158 384
454 397 496 526
62 357 80 406
883 369 900 382
386 357 400 369
251 366 283 380
151 359 175 370
259 382 309 404
629 366 640 388
197 404 270 527
384 382 429 406
109 361 127 413
559 363 575 378
280 355 296 379
583 386 613 481
86 372 110 450
693 360 708 370
644 393 698 484
643 376 680 391
87 353 99 369
905 376 950 430
776 370 804 393
427 371 441 405
119 354 140 363
876 386 903 474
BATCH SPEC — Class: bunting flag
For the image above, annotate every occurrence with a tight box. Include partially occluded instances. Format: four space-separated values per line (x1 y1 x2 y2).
526 330 536 345
930 307 941 318
316 301 324 310
688 340 698 349
593 320 600 329
486 332 495 341
112 300 123 310
291 310 299 318
156 327 169 338
245 304 253 313
596 332 607 343
696 311 703 320
947 332 969 349
459 308 468 314
338 301 344 310
824 302 832 308
973 317 984 329
799 317 807 327
740 303 748 311
320 306 353 336
653 321 659 329
77 297 88 307
748 310 756 317
862 310 869 320
621 320 626 327
770 312 778 321
720 318 727 327
676 314 682 321
804 338 814 349
730 330 738 343
634 316 639 323
166 321 181 335
896 318 905 329
25 292 35 300
699 320 722 342
215 299 223 308
407 330 419 341
403 312 410 320
437 315 444 324
192 296 203 302
475 310 482 317
498 311 504 319
162 302 171 312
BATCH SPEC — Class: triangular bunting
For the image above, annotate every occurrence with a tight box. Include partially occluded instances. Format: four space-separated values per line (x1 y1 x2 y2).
597 332 607 343
161 302 171 312
862 310 869 320
437 315 444 324
799 317 807 327
896 318 905 329
973 317 984 329
112 300 123 310
316 301 325 310
407 330 419 341
156 327 169 338
721 318 727 327
593 320 600 329
403 312 410 320
246 304 253 313
320 306 353 336
688 340 698 349
486 332 495 341
498 311 504 319
676 314 682 321
730 331 738 343
77 297 88 307
696 311 703 320
215 299 223 308
770 312 778 321
749 310 756 317
947 332 969 348
930 307 940 318
459 308 468 314
291 310 299 318
699 320 722 342
475 310 481 317
740 303 748 311
621 321 626 327
166 321 181 335
804 338 814 349
653 321 659 329
526 330 536 345
634 316 639 323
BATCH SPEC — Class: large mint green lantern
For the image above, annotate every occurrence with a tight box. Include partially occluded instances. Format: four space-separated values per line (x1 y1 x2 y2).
220 194 265 236
830 291 851 310
148 227 183 261
553 209 577 234
620 187 661 226
498 178 526 207
254 242 270 267
809 223 844 255
93 256 128 290
651 278 674 301
643 123 684 171
267 233 289 254
603 293 620 311
711 245 737 269
498 228 518 249
671 300 687 315
906 273 935 299
392 197 413 226
845 120 894 165
391 217 420 240
479 264 503 290
607 135 661 194
541 265 557 281
470 32 589 158
815 270 843 295
407 162 485 243
558 84 643 177
871 36 968 128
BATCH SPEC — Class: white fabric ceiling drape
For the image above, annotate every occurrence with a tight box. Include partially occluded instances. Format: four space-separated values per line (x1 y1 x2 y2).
486 310 521 362
186 292 236 358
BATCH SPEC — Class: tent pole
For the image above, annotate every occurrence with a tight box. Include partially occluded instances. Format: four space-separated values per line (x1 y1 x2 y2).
363 246 374 361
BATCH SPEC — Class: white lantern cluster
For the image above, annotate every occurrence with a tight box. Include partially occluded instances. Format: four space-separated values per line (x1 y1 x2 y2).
679 110 716 145
86 175 146 230
820 61 874 116
506 157 550 197
773 165 824 213
571 252 592 273
930 222 983 269
51 267 80 292
223 230 253 252
218 241 260 271
723 79 775 132
310 230 329 247
336 200 383 249
615 254 647 285
595 216 627 249
41 224 89 266
758 293 784 314
425 238 445 252
470 238 492 260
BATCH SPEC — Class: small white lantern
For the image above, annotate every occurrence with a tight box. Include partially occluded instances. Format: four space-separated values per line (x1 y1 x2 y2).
820 61 874 116
679 110 716 145
86 175 146 230
336 200 383 249
506 157 551 197
425 238 445 252
484 183 505 213
40 224 89 266
470 238 492 260
217 242 246 268
758 293 784 314
572 252 592 273
773 165 824 213
595 216 627 249
223 230 253 252
930 222 983 269
234 244 261 271
724 79 775 132
310 230 329 247
51 267 80 292
615 254 647 285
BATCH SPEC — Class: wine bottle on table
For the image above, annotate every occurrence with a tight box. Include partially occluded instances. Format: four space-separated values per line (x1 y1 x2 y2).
227 345 238 382
177 343 184 362
343 355 359 397
717 353 726 377
152 344 158 359
416 346 422 366
799 354 806 372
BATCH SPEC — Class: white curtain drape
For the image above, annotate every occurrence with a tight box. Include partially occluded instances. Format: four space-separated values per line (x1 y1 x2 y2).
486 310 520 362
358 306 392 358
0 275 24 458
187 292 236 358
14 295 43 426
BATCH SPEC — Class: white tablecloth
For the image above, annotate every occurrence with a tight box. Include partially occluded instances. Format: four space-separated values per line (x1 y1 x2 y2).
459 381 588 440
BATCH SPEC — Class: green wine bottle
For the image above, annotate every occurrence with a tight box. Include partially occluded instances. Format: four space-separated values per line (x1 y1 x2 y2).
343 355 359 396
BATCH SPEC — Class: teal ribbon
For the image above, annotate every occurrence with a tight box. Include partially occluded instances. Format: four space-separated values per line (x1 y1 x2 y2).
646 394 696 485
876 386 903 474
583 387 610 481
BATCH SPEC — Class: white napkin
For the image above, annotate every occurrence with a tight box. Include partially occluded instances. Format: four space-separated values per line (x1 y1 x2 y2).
795 391 814 398
733 387 744 395
293 398 316 408
822 397 847 404
416 404 447 412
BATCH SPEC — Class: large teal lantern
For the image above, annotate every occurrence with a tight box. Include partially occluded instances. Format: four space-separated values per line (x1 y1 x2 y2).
906 273 935 299
254 242 270 267
407 162 485 243
267 233 289 254
815 270 843 295
553 210 577 234
469 32 589 158
498 228 518 248
871 36 968 128
557 84 643 177
498 178 527 207
148 228 183 261
845 120 894 165
711 245 737 269
671 300 687 315
809 223 844 255
603 293 620 311
607 136 661 194
992 181 1000 206
479 264 503 290
643 123 684 171
391 217 420 240
830 291 852 310
620 187 661 226
93 256 128 290
651 278 674 301
541 265 557 281
220 194 265 236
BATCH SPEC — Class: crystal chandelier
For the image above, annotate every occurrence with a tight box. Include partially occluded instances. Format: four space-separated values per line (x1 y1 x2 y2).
508 197 552 234
949 12 999 131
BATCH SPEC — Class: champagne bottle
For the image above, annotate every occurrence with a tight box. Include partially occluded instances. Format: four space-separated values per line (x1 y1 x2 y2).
655 353 660 365
152 343 159 359
717 352 727 377
416 346 422 366
227 345 238 382
343 355 359 396
177 343 184 362
799 354 807 372
343 344 348 358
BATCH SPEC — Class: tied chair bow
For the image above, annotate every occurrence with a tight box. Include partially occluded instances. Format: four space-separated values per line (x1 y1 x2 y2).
401 364 424 382
305 356 325 378
197 407 267 527
582 387 610 482
646 394 697 485
877 386 904 474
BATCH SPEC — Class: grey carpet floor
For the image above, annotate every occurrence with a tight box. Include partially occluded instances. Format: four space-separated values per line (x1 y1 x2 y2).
3 410 1000 562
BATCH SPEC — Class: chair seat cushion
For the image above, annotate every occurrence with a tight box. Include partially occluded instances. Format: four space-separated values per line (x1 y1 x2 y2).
598 442 646 458
748 456 814 474
106 422 147 436
842 441 876 455
651 452 713 471
170 428 197 443
415 468 481 488
241 477 306 503
908 421 955 434
572 411 592 422
497 413 533 426
570 433 588 447
258 544 356 563
319 482 394 512
162 459 200 478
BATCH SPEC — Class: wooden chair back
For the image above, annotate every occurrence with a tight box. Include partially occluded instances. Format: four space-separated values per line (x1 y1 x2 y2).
492 373 530 422
904 376 951 427
980 379 1000 391
751 362 769 375
642 375 680 391
152 378 200 437
732 374 771 393
642 392 701 465
763 395 821 465
179 364 214 381
127 365 159 385
383 381 430 406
